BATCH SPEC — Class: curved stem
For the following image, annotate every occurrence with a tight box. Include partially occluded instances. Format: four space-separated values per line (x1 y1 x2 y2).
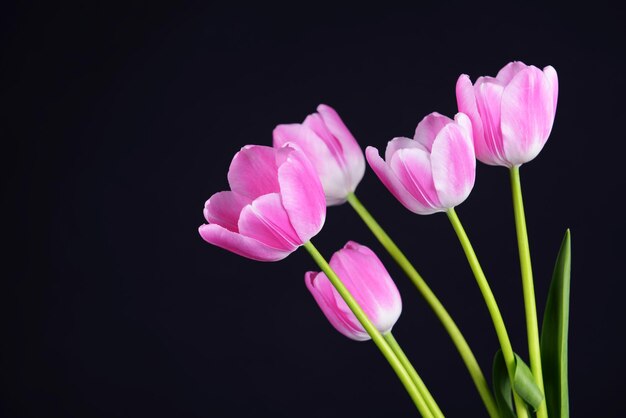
385 333 445 418
510 166 547 418
347 193 499 418
446 208 528 418
303 241 433 417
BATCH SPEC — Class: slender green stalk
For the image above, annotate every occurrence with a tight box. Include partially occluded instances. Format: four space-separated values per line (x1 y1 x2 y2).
510 166 547 418
303 241 433 417
384 333 444 418
347 193 499 418
446 208 528 418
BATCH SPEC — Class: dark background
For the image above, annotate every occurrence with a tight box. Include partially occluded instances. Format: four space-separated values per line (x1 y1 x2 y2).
3 2 625 417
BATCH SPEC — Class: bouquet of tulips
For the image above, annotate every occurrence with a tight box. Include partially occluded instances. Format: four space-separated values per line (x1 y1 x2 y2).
198 61 570 418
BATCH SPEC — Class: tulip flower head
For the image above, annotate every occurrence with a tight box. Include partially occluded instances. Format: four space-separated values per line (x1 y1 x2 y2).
273 104 366 206
305 241 402 341
366 112 476 215
456 61 558 167
198 144 326 261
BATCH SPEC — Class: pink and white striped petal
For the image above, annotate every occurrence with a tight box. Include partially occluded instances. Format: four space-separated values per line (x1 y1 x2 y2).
303 113 345 163
198 223 292 262
317 104 366 188
365 146 428 214
474 77 508 166
203 191 251 232
273 124 347 205
456 75 489 165
384 136 427 162
414 112 453 152
305 271 370 341
430 114 476 208
501 66 556 166
331 242 402 329
543 65 559 115
276 146 326 243
238 193 301 251
389 147 441 213
227 145 280 199
496 61 528 84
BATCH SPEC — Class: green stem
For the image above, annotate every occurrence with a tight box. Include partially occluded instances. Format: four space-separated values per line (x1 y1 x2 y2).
384 333 445 418
303 241 433 417
446 208 528 418
347 193 499 418
510 166 547 418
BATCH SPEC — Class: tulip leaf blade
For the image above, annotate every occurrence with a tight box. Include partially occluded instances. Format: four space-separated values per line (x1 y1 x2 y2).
492 350 545 415
540 229 571 418
492 350 516 418
512 353 544 411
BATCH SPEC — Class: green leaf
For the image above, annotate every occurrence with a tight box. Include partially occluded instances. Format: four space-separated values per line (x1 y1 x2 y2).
512 354 544 411
493 351 545 415
541 229 571 418
492 350 516 418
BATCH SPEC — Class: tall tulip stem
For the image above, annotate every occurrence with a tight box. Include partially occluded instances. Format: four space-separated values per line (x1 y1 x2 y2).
510 166 547 418
303 241 434 417
446 208 529 418
384 332 444 418
346 193 498 418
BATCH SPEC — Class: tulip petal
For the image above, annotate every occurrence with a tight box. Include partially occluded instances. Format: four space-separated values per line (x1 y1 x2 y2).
238 193 301 251
457 74 495 166
413 112 453 152
389 148 442 213
474 77 508 166
227 145 280 199
273 124 347 205
332 243 402 322
203 191 251 232
385 136 427 162
273 124 328 155
276 146 326 243
316 104 360 154
496 61 528 84
431 113 476 208
305 271 370 341
543 65 559 115
303 113 344 162
501 67 556 166
198 223 292 262
365 146 429 214
316 104 366 189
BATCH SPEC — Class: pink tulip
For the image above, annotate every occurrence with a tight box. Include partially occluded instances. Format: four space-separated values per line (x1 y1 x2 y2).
198 144 326 261
273 104 366 206
366 112 476 215
305 241 402 341
456 61 558 167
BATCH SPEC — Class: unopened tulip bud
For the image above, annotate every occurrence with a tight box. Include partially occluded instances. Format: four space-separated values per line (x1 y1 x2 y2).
306 241 402 341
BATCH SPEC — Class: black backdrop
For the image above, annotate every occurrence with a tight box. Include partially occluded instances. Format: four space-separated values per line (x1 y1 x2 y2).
3 3 625 417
